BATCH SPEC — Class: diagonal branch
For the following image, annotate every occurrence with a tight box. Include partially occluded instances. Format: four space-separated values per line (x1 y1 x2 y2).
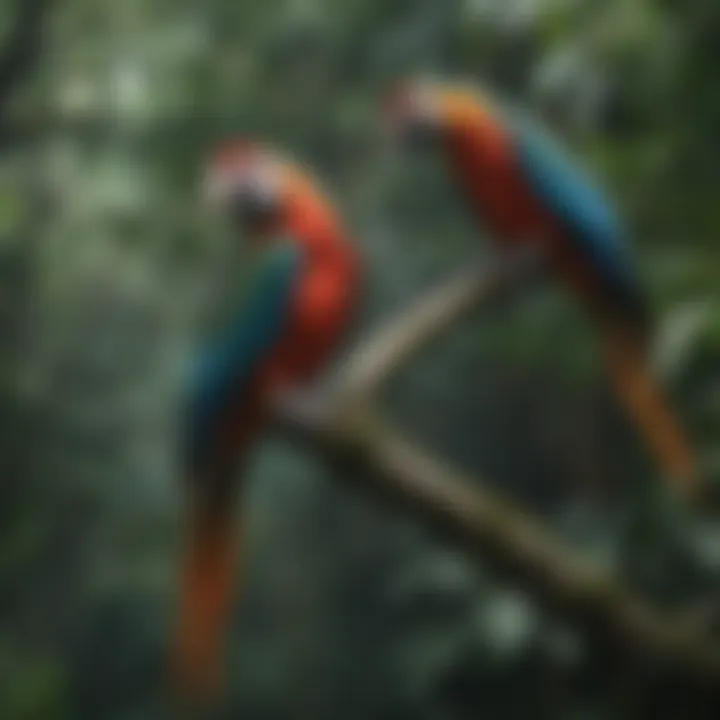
278 395 720 687
273 257 720 688
336 250 541 400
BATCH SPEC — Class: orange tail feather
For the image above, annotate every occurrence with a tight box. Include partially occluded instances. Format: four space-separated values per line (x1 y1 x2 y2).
168 499 239 712
600 323 698 499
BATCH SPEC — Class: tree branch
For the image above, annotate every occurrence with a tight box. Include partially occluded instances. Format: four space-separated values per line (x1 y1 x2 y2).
279 399 720 686
335 250 541 400
273 259 720 687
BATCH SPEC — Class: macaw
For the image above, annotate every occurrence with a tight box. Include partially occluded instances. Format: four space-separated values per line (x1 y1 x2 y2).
383 78 698 502
169 141 362 707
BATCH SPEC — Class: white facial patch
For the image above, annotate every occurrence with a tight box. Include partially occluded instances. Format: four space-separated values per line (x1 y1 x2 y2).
403 84 441 127
203 155 281 210
246 159 282 207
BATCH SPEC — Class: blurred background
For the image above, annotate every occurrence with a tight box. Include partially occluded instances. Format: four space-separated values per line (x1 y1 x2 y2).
0 0 719 717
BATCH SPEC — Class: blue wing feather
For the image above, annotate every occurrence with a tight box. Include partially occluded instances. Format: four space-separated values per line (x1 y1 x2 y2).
506 109 642 309
185 242 302 468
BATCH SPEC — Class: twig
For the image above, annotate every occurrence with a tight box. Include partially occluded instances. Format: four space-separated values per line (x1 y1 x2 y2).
272 257 720 687
335 250 541 400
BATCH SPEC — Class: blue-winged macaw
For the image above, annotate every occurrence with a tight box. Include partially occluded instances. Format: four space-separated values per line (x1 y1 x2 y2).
169 141 362 706
383 78 698 501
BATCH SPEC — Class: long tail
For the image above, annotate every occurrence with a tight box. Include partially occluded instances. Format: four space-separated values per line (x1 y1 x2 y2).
167 485 240 713
599 318 698 500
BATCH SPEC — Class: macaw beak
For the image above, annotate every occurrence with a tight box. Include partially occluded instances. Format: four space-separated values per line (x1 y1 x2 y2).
226 184 279 231
401 113 443 151
381 83 444 154
202 168 280 236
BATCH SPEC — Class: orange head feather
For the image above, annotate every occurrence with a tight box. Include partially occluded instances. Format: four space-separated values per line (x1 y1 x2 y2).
383 77 499 147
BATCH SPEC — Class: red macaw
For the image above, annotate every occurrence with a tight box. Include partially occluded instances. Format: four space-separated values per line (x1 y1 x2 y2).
169 141 362 707
384 78 698 502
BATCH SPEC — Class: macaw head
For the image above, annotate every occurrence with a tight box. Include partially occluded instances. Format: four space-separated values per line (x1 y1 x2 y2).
382 77 493 151
382 79 446 151
203 140 284 237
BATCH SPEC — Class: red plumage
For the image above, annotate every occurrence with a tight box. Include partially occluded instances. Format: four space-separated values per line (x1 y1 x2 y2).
169 148 361 710
388 80 699 502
